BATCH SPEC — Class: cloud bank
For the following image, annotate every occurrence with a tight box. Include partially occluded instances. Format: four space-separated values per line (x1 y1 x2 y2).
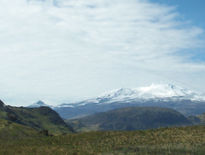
0 0 204 106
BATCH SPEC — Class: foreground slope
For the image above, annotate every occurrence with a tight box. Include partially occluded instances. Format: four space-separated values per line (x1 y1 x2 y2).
67 107 192 132
0 100 73 134
1 125 205 155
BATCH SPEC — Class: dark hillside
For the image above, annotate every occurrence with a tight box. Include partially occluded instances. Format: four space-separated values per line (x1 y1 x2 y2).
67 107 192 131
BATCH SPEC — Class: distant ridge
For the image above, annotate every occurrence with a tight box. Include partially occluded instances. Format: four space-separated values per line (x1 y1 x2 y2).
28 100 50 108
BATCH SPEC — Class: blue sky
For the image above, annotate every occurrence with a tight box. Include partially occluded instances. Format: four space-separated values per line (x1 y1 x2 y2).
152 0 205 62
0 0 205 106
151 0 205 27
151 0 205 63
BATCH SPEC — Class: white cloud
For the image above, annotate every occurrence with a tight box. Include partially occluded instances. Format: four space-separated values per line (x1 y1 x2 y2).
0 0 204 106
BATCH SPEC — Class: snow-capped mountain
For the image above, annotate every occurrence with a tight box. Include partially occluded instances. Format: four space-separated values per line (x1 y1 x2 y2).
60 84 205 107
28 100 50 108
95 84 205 103
54 84 205 119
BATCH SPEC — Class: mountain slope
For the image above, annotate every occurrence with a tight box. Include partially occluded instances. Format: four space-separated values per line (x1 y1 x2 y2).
0 100 73 134
67 107 192 132
189 113 205 125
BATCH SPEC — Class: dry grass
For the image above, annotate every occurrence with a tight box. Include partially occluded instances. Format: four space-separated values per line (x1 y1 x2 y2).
1 126 205 154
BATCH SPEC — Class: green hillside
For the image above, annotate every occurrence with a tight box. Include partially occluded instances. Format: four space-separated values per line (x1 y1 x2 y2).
67 107 192 132
0 119 41 140
0 100 73 135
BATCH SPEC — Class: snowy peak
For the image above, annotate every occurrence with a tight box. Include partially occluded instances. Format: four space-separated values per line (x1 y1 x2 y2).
97 84 205 102
28 100 49 108
136 84 190 98
99 88 136 99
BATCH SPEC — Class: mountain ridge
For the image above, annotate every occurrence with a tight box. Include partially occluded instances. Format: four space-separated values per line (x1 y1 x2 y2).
0 100 73 134
28 100 51 108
